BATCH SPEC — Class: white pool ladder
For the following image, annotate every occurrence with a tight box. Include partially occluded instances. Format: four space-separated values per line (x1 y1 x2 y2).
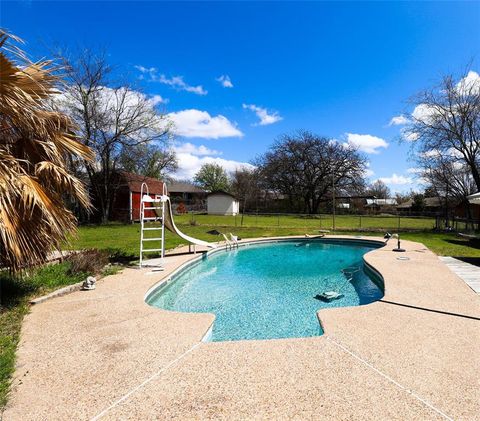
139 182 167 268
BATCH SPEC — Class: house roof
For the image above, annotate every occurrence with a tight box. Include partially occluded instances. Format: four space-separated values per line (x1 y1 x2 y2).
207 190 237 199
167 181 206 194
118 171 165 194
396 199 414 209
396 197 445 209
365 198 398 206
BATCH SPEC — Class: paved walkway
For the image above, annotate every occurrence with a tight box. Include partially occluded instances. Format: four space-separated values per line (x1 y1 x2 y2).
439 256 480 293
4 237 480 420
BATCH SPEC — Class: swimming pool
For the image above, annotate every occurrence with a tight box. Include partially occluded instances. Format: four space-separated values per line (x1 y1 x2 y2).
147 239 384 341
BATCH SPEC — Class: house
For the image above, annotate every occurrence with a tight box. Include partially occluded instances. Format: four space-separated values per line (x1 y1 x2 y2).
207 191 240 216
110 171 165 222
167 181 206 212
364 198 398 213
396 197 445 215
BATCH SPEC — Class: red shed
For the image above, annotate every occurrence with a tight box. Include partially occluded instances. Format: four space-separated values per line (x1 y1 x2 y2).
111 171 166 222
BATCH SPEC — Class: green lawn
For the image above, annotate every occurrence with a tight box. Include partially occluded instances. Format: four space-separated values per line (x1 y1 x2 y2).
71 217 480 260
174 213 437 231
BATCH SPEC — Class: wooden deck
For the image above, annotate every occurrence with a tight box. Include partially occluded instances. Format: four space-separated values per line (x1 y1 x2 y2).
439 256 480 293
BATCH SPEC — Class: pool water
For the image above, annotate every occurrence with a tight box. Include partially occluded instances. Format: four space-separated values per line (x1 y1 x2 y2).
147 240 384 341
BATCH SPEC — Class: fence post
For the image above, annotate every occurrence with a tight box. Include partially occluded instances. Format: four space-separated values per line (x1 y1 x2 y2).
277 213 280 227
359 215 362 229
397 214 401 231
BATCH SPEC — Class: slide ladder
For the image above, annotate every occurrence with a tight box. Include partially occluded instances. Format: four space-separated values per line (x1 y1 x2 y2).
139 182 217 268
139 182 166 268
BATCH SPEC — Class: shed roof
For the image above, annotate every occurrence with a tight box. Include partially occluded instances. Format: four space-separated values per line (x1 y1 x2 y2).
118 171 165 194
207 190 237 199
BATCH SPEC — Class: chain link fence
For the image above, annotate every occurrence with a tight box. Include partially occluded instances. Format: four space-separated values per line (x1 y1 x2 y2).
174 212 441 232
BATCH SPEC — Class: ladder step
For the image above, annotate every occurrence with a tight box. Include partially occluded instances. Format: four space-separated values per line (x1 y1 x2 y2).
144 207 163 210
142 238 163 241
142 227 162 231
142 248 163 252
143 217 159 221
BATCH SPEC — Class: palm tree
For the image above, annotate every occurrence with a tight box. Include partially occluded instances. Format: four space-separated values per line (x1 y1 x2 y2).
0 31 94 272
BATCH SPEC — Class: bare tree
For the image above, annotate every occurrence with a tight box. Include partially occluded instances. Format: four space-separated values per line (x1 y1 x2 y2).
404 70 480 191
55 50 172 222
256 131 367 214
365 179 391 199
119 143 178 180
231 167 261 214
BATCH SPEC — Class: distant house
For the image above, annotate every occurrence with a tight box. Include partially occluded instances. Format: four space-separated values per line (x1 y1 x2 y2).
110 171 165 222
396 197 444 214
207 191 240 216
365 198 398 213
167 181 206 212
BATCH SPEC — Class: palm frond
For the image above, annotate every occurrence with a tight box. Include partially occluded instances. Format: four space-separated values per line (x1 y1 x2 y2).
0 30 93 272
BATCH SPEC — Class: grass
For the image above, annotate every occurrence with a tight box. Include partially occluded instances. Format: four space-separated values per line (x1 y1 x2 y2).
175 213 437 231
71 217 480 260
0 263 89 409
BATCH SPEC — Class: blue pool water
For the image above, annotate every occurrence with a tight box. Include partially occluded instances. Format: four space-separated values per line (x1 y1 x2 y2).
147 240 384 341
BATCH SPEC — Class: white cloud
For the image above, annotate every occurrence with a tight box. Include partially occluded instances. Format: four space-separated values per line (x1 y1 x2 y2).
412 103 438 123
175 152 254 179
456 70 480 95
135 65 207 95
150 94 168 105
173 142 221 156
167 109 243 139
389 115 409 126
343 133 388 154
242 103 283 126
400 128 419 142
158 75 207 95
216 75 233 88
406 167 422 174
378 173 413 185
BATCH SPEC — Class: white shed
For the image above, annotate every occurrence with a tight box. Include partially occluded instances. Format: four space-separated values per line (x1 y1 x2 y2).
207 191 239 216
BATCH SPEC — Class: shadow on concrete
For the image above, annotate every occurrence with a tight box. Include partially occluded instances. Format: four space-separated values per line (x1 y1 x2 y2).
379 299 480 321
451 257 480 268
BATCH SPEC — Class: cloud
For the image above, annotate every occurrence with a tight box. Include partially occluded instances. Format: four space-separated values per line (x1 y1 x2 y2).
216 75 233 88
406 167 422 174
343 133 388 154
389 115 409 126
173 142 221 156
378 173 413 185
242 103 283 126
167 109 243 139
174 152 254 179
150 94 169 105
158 75 207 95
135 65 207 95
456 70 480 95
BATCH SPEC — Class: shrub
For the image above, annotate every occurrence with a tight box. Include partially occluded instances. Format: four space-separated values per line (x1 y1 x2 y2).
66 249 108 275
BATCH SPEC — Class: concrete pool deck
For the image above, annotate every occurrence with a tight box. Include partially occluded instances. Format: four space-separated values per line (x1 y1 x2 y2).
4 236 480 420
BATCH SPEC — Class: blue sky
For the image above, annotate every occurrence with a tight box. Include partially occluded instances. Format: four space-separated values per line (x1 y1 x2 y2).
3 1 480 191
